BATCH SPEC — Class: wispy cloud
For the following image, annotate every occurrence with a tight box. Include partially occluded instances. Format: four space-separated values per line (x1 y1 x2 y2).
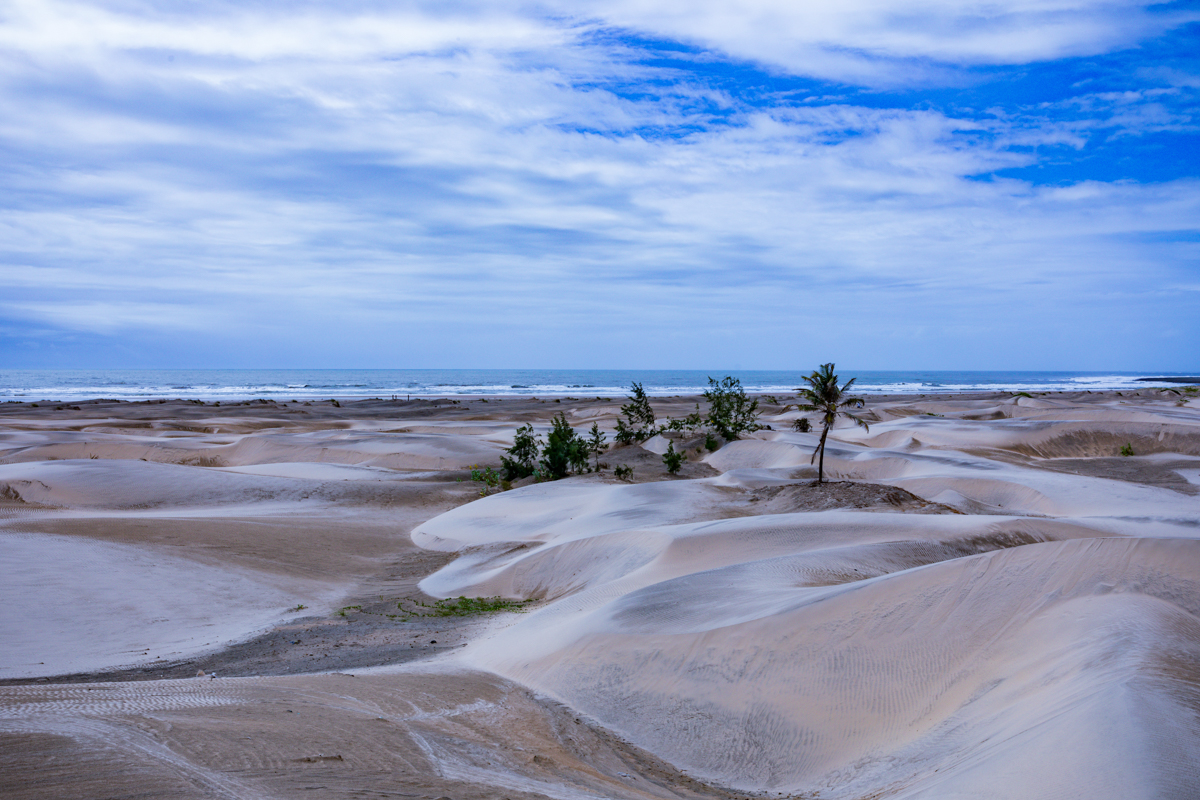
0 0 1196 369
548 0 1200 84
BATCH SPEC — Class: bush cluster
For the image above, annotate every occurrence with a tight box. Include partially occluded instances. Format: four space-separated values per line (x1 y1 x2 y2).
496 376 768 484
500 413 609 483
613 377 760 448
703 376 761 441
541 412 589 479
501 423 540 480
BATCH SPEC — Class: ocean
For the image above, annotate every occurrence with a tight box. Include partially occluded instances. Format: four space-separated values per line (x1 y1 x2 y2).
0 369 1193 402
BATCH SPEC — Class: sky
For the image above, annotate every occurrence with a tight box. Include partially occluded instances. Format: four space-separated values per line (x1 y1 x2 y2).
0 0 1197 371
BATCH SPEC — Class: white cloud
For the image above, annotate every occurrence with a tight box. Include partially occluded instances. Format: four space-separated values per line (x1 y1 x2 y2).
539 0 1200 84
0 0 1196 368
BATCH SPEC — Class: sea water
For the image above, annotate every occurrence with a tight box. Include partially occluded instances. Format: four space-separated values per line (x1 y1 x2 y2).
0 369 1192 402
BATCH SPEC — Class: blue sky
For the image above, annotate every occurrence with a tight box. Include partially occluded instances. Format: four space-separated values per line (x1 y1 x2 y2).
1 0 1197 370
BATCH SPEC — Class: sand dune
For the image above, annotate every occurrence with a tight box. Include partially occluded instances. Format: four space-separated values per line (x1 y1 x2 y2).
2 391 1200 799
0 532 333 680
463 534 1200 795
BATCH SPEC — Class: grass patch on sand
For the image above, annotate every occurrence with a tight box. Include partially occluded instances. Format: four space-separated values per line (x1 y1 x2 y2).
337 596 535 622
398 596 534 618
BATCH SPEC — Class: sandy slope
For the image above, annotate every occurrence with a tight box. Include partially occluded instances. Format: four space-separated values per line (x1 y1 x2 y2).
2 390 1200 799
0 531 335 679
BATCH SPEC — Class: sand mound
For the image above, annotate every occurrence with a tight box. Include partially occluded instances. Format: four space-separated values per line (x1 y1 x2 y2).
412 476 743 554
467 536 1200 796
219 429 504 470
0 420 508 471
1010 422 1200 458
747 480 958 514
704 437 815 470
0 458 462 511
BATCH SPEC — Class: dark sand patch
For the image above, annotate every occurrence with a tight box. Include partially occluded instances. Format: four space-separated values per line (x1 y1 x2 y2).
742 480 961 515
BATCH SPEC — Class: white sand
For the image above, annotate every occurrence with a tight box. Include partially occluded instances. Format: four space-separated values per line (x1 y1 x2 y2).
0 532 327 679
2 392 1200 799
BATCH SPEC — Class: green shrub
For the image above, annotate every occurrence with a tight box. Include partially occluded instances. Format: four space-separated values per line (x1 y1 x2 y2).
614 464 633 481
470 465 501 496
540 412 587 480
704 376 760 441
705 432 720 451
501 424 541 480
662 440 686 474
1120 443 1134 457
395 595 533 619
793 417 811 433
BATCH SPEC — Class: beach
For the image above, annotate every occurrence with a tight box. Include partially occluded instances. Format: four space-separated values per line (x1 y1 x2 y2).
2 388 1199 798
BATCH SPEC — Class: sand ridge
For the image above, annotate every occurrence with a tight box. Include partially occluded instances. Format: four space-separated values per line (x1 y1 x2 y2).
2 389 1199 798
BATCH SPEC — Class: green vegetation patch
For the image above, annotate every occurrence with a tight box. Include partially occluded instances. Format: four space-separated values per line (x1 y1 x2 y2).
335 595 535 622
396 596 534 619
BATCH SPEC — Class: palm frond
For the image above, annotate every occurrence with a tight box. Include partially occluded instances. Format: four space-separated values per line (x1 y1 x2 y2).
843 412 870 432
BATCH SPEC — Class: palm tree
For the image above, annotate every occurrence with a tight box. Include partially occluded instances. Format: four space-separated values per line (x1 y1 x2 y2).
796 363 869 484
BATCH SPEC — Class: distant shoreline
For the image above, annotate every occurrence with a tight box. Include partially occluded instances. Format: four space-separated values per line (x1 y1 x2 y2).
0 386 1185 410
3 368 1198 402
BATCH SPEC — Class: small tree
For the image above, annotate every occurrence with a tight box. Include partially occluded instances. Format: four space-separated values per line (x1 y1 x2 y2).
662 440 686 474
616 382 656 443
540 412 587 480
704 376 761 441
796 363 868 484
501 423 540 481
587 422 608 471
622 381 656 427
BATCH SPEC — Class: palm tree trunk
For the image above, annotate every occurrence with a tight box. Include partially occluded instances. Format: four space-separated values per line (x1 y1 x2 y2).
817 425 830 483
